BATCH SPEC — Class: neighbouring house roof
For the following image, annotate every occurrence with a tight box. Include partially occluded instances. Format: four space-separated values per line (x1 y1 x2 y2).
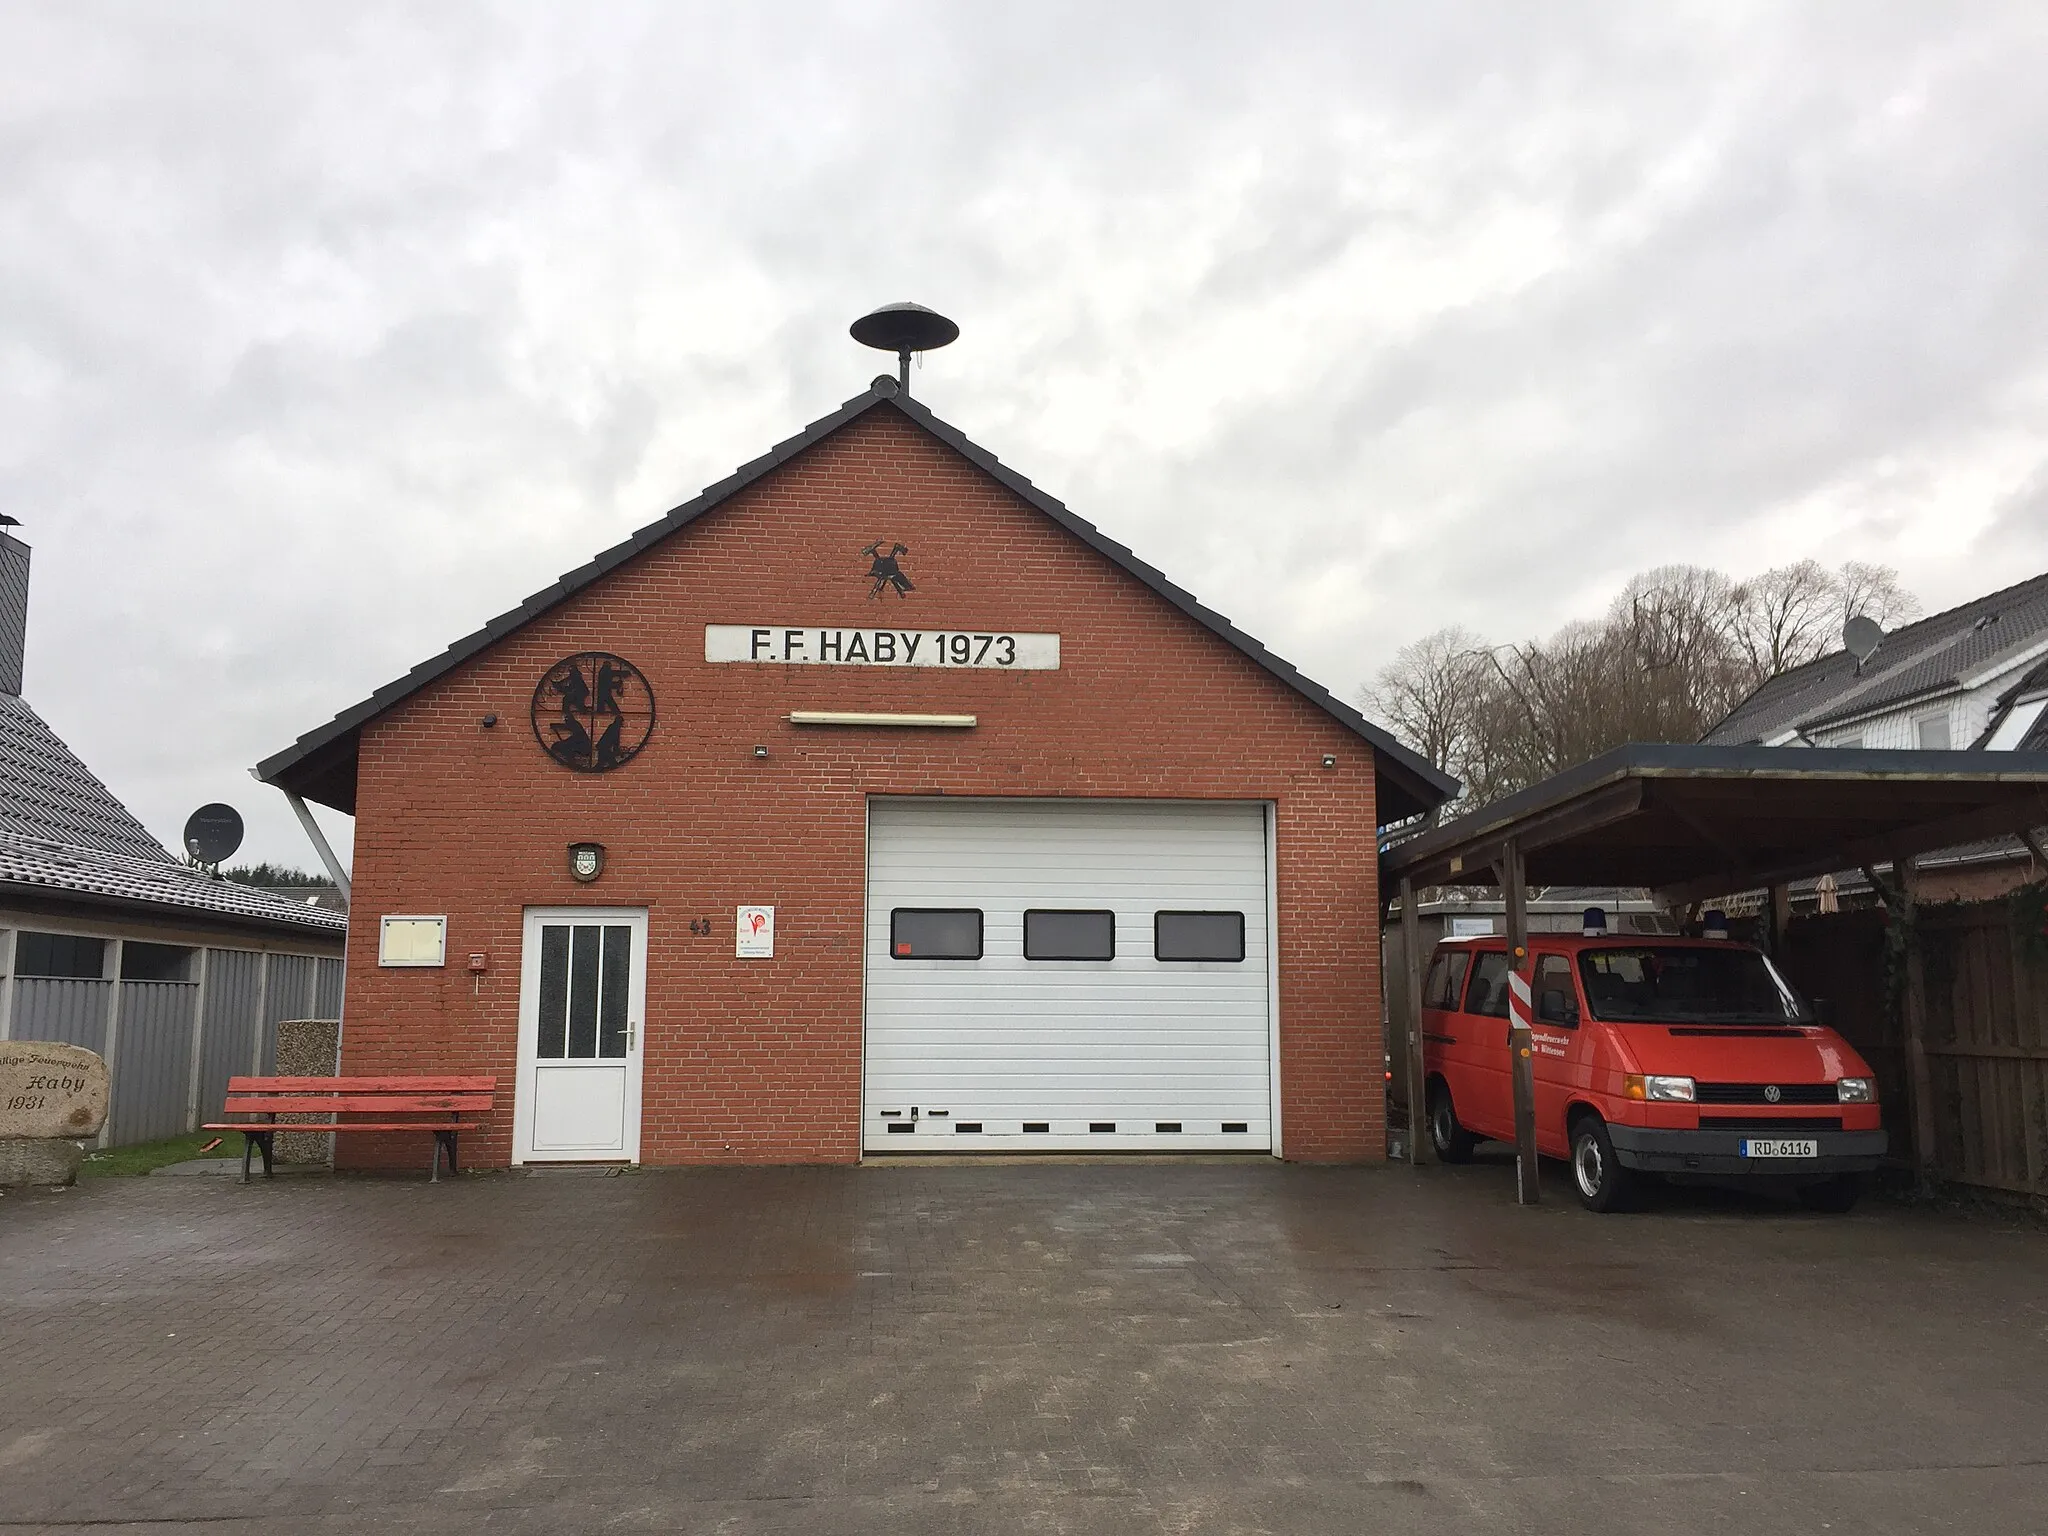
257 380 1461 824
0 693 343 939
0 832 348 937
0 693 170 862
1705 568 2048 745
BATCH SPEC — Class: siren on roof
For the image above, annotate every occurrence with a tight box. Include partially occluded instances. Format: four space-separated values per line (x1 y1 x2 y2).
1582 906 1609 937
1702 908 1730 940
850 302 959 397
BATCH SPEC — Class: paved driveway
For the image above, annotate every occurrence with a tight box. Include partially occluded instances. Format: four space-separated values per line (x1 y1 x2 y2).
1 1157 2043 1535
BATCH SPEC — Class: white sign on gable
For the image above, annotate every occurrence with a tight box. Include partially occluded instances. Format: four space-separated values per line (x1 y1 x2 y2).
736 905 776 958
706 626 1059 670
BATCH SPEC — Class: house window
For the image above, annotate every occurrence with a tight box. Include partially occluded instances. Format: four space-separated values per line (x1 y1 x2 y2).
1916 714 1951 750
13 931 108 979
890 909 983 960
120 942 195 982
1154 911 1246 962
1023 910 1115 961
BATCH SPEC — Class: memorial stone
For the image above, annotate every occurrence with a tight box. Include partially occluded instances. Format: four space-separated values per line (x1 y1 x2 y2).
0 1042 109 1188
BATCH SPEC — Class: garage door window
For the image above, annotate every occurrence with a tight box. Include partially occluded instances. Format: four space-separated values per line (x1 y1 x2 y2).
1024 910 1116 960
891 909 983 959
1154 911 1245 962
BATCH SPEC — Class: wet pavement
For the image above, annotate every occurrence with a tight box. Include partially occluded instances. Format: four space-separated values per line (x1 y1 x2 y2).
1 1155 2044 1535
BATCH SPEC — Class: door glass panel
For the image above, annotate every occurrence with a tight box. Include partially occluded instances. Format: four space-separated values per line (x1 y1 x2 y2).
567 925 601 1057
537 925 571 1058
598 924 632 1058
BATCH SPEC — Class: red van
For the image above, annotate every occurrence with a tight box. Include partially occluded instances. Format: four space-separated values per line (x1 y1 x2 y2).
1418 926 1887 1211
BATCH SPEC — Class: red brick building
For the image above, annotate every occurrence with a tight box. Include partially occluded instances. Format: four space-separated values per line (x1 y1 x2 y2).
258 376 1454 1167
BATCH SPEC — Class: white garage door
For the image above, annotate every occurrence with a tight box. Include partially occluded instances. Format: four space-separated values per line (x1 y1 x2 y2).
864 798 1273 1152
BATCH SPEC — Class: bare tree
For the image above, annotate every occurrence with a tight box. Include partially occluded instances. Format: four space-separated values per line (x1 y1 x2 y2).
1727 559 1838 678
1361 625 1490 777
1836 560 1922 631
1361 557 1922 814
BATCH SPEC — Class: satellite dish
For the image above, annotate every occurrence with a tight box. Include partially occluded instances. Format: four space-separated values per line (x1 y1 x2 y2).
850 302 959 396
183 803 244 866
1843 615 1885 667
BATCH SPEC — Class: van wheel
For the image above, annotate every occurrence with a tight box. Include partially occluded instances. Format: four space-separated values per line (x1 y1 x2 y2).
1428 1083 1478 1164
1569 1116 1638 1212
1796 1175 1862 1214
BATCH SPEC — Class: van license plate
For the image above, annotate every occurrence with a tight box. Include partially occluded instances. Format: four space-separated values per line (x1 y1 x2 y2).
1742 1138 1818 1158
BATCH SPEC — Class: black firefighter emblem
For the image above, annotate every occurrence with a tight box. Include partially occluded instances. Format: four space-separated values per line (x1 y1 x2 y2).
862 540 915 599
531 652 656 773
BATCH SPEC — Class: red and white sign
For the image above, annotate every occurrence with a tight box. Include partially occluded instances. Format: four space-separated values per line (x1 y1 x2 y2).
1507 969 1533 1032
736 905 775 959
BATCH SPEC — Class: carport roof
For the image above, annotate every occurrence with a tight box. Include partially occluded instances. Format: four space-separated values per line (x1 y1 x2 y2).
1380 743 2048 905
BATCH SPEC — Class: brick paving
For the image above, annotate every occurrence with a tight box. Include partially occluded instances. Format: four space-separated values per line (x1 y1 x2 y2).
1 1159 2044 1534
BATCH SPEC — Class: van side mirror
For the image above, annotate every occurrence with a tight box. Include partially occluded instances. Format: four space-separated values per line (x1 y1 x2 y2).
1811 996 1836 1027
1539 987 1577 1025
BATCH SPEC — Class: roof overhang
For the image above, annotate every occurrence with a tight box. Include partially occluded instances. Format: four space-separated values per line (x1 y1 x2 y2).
1381 743 2048 906
259 384 1459 825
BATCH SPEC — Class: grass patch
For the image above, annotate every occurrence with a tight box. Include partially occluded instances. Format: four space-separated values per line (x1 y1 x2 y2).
79 1131 241 1178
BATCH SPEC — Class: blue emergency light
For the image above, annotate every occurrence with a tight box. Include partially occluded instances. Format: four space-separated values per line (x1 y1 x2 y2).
1581 906 1608 936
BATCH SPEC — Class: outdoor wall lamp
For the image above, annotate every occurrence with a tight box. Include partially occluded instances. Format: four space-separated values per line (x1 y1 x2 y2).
754 745 769 759
568 842 606 883
1321 754 1337 769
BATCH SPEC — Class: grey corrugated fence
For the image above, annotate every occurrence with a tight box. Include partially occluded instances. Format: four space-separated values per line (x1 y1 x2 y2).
4 948 345 1147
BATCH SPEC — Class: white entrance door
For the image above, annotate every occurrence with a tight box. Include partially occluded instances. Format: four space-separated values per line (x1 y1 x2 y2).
864 799 1273 1152
514 908 647 1163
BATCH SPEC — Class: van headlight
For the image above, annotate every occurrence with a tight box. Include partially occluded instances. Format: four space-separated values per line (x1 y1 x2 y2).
1625 1074 1696 1102
1837 1077 1875 1103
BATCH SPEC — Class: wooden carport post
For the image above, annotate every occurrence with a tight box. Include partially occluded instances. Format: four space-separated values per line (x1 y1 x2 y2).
1400 876 1432 1167
1894 851 1939 1191
1501 839 1539 1204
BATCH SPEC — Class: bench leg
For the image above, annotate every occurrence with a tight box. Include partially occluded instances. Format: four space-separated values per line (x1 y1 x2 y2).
430 1129 461 1182
238 1132 275 1182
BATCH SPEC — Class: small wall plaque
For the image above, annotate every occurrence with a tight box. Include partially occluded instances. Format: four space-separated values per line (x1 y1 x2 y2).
379 916 447 967
736 906 775 958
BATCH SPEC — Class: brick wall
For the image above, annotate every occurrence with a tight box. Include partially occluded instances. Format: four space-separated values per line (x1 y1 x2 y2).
341 407 1387 1166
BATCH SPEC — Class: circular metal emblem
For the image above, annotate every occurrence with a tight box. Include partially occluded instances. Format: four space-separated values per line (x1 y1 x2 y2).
532 653 655 773
1764 1084 1782 1103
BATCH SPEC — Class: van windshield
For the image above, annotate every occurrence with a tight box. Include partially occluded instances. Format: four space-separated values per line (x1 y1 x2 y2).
1577 946 1809 1025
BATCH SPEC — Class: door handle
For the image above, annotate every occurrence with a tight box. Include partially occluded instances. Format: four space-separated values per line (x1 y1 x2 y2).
626 1021 638 1053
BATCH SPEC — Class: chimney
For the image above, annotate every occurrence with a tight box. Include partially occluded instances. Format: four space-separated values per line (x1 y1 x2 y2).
0 532 28 696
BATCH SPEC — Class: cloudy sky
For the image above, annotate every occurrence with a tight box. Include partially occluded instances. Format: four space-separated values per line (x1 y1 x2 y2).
6 3 2048 868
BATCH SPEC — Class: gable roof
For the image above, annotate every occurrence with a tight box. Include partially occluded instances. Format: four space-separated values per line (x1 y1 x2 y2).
0 831 348 937
0 693 172 862
1705 567 2048 745
0 695 344 938
258 380 1459 823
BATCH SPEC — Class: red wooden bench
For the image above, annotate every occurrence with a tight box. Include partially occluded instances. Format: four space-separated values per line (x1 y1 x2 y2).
205 1075 496 1183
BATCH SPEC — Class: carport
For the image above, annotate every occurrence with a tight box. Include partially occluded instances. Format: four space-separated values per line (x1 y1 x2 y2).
1381 743 2048 1203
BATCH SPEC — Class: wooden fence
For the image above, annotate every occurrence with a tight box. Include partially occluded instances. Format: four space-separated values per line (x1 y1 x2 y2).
1780 900 2048 1199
